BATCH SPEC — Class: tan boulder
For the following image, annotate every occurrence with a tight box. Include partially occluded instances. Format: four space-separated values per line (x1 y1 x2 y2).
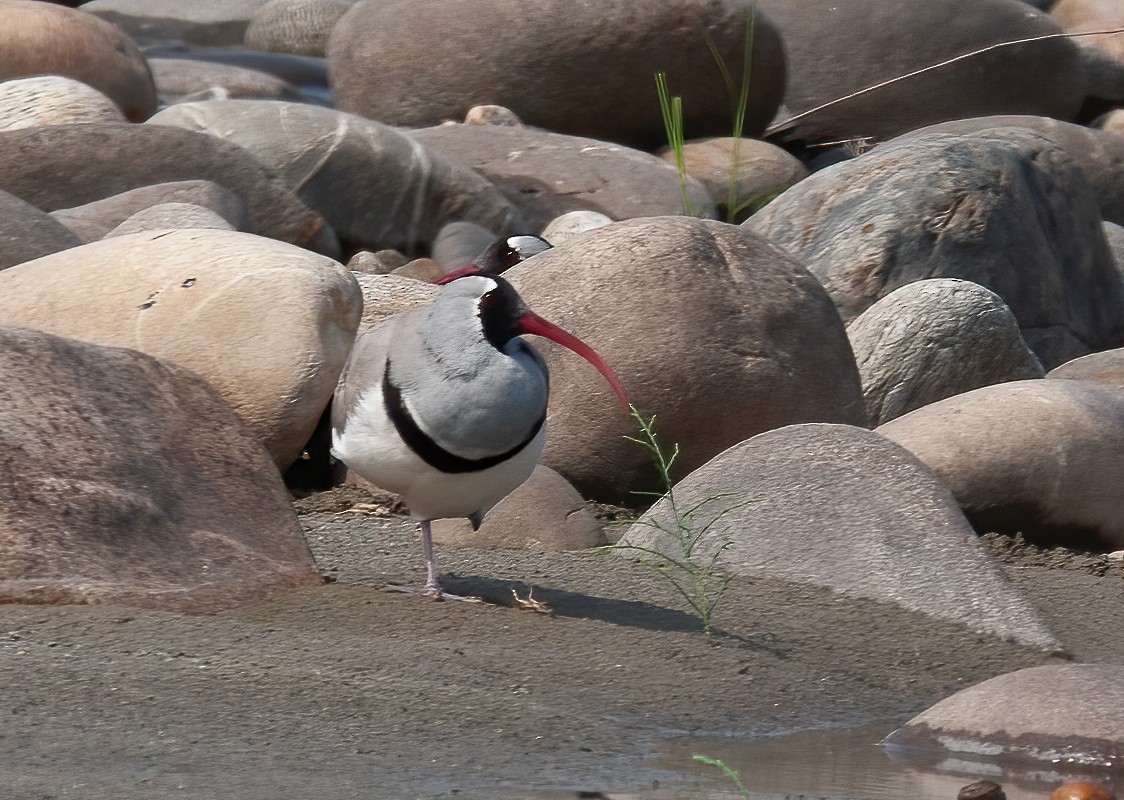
244 0 351 57
0 0 156 121
878 379 1124 549
0 326 322 611
431 465 604 550
506 216 868 502
1048 348 1124 389
0 229 362 469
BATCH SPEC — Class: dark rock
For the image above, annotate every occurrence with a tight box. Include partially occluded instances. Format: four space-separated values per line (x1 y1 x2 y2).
0 189 82 269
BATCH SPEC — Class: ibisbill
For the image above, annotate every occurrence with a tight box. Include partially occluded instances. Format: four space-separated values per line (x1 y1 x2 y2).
331 268 628 599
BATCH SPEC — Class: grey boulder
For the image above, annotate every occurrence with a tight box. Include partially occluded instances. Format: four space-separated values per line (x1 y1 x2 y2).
618 423 1060 650
0 189 82 269
746 129 1124 370
848 279 1044 425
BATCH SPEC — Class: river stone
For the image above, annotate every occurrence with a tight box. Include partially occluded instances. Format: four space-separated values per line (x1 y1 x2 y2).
618 423 1060 650
0 229 362 469
745 129 1124 370
149 58 303 105
1052 0 1124 66
431 221 497 270
0 122 327 251
657 137 808 222
0 326 321 611
0 189 82 270
351 272 439 329
105 203 237 238
0 0 157 122
1048 348 1124 390
409 124 714 233
1103 110 1124 136
878 379 1124 550
83 0 273 46
899 117 1124 227
0 75 126 131
51 180 252 244
541 211 614 245
882 664 1124 769
329 0 785 149
149 100 522 253
245 0 351 57
431 465 604 550
464 104 523 127
505 216 867 502
1106 222 1124 278
848 279 1044 426
761 0 1085 142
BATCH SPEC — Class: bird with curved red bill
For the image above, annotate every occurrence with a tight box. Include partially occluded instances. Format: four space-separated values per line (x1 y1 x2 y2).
331 268 628 600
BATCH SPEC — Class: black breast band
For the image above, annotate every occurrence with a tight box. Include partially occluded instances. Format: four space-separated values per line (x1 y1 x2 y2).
382 360 545 474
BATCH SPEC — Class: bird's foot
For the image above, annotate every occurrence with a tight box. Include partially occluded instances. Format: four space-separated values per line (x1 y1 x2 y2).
511 586 554 615
384 583 483 603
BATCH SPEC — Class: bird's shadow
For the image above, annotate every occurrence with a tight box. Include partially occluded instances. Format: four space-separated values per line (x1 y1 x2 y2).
439 574 786 655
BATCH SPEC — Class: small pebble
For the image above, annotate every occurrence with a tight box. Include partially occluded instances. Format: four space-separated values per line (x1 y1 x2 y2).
958 779 1006 800
1049 781 1117 800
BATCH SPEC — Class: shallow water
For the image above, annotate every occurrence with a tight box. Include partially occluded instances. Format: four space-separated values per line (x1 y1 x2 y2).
519 724 1124 800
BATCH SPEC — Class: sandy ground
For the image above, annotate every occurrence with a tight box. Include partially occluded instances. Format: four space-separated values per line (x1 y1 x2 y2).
2 488 1123 800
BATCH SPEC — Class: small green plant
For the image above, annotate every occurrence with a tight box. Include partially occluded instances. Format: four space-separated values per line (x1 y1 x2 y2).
693 754 751 799
656 71 695 218
611 406 755 638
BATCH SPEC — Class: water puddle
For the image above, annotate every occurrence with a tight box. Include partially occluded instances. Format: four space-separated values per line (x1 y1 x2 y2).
516 723 1124 799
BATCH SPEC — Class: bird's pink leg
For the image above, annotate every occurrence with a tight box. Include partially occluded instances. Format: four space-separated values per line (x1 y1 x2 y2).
420 519 441 594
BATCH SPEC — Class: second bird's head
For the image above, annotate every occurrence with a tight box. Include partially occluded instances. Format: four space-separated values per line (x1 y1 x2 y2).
433 270 629 411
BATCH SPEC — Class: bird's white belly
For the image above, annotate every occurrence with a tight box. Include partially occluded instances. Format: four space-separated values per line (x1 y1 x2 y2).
331 385 546 521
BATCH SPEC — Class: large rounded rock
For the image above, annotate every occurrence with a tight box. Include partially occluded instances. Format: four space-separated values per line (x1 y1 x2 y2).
329 0 785 149
0 189 82 269
245 0 351 56
761 0 1085 142
0 75 125 131
848 279 1044 425
901 116 1124 227
505 216 868 501
0 123 327 250
83 0 273 46
409 124 714 233
149 58 303 105
149 100 522 253
619 423 1059 649
0 0 157 122
878 379 1124 549
0 229 363 469
50 180 251 244
746 129 1124 370
0 326 321 611
883 664 1124 769
1048 348 1124 389
105 203 237 238
1052 0 1124 66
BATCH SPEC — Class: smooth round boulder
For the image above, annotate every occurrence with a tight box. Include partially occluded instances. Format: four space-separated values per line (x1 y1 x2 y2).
244 0 351 56
50 180 252 244
0 229 363 469
848 279 1044 425
505 216 868 502
1052 0 1124 66
105 203 237 238
0 75 125 131
883 664 1124 770
431 221 497 270
878 379 1124 549
746 129 1124 369
761 0 1085 142
657 137 808 222
901 116 1124 227
149 58 303 105
149 100 522 253
1048 348 1124 389
431 465 604 550
0 122 327 250
540 211 613 245
409 124 714 233
0 0 157 121
0 326 322 611
329 0 785 149
0 189 82 269
618 423 1059 649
